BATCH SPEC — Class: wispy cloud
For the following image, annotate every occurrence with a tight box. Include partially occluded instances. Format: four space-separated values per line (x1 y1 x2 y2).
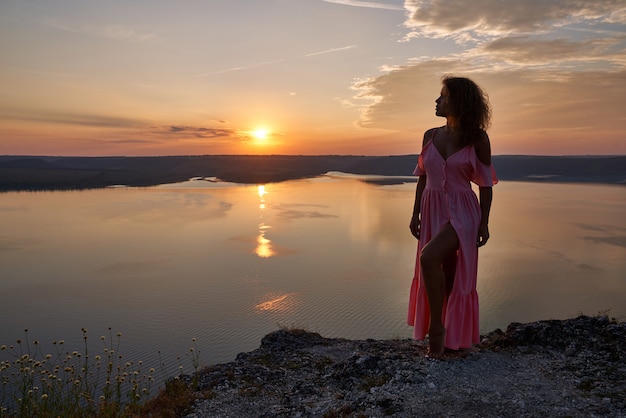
194 46 358 78
0 108 243 142
305 45 358 57
162 126 237 139
322 0 404 11
44 18 155 42
0 109 144 129
194 59 286 77
104 139 156 145
99 25 155 41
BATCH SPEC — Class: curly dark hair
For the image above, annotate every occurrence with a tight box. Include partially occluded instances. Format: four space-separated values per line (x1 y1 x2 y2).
442 76 491 146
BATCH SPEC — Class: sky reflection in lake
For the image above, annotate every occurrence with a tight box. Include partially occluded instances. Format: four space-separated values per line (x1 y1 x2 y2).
0 177 624 385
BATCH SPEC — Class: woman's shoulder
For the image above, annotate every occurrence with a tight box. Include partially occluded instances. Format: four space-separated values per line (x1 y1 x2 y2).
422 126 443 147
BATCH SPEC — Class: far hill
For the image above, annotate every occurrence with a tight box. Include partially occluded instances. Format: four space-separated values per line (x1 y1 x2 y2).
0 154 624 191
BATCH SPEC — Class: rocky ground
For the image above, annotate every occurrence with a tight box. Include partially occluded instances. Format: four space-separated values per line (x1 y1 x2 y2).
182 315 625 417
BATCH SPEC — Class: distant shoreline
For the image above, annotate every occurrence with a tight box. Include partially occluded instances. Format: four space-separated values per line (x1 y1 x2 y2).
1 154 625 191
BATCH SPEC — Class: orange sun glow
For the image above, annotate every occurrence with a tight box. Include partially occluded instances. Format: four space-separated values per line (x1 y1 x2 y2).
252 128 269 141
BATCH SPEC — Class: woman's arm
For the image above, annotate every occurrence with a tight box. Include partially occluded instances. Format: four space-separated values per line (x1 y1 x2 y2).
475 130 493 246
410 175 426 239
477 186 492 247
409 129 434 240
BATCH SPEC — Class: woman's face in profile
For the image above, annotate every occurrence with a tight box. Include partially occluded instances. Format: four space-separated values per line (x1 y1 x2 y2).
435 86 450 117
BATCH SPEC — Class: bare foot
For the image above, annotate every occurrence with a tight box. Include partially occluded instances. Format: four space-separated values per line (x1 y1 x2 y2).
426 326 446 360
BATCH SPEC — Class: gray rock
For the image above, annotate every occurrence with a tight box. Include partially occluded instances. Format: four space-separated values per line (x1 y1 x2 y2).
185 315 626 417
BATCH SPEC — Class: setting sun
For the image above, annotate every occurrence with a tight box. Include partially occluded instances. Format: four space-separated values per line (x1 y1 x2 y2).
252 128 268 141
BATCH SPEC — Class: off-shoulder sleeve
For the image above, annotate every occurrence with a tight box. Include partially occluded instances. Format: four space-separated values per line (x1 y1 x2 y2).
471 148 498 186
412 140 431 176
412 153 426 176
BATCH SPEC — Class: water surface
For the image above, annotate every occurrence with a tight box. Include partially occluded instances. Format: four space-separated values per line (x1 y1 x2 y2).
1 176 624 382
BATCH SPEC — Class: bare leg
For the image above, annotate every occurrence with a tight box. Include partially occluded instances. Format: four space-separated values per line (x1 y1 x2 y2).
420 223 460 359
443 251 457 297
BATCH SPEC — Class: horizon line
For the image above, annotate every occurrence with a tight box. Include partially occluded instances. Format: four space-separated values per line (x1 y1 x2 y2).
1 153 626 159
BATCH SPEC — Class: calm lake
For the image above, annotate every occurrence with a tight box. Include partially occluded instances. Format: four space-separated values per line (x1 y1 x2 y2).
1 175 625 383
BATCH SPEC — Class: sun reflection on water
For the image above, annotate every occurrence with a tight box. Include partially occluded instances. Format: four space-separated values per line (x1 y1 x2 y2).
255 293 297 312
257 184 267 200
255 185 275 258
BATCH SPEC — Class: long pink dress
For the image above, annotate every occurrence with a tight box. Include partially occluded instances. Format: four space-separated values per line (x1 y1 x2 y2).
407 129 497 350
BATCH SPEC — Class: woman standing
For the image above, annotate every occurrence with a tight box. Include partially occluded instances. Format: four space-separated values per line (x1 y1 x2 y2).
407 76 497 359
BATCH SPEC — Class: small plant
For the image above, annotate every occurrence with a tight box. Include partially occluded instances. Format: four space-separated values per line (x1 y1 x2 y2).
186 338 201 389
0 328 157 417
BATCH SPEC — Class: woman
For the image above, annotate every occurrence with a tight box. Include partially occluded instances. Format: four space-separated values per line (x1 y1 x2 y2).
407 76 497 359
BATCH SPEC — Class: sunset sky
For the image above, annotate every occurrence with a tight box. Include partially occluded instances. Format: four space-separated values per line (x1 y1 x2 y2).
1 0 625 156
